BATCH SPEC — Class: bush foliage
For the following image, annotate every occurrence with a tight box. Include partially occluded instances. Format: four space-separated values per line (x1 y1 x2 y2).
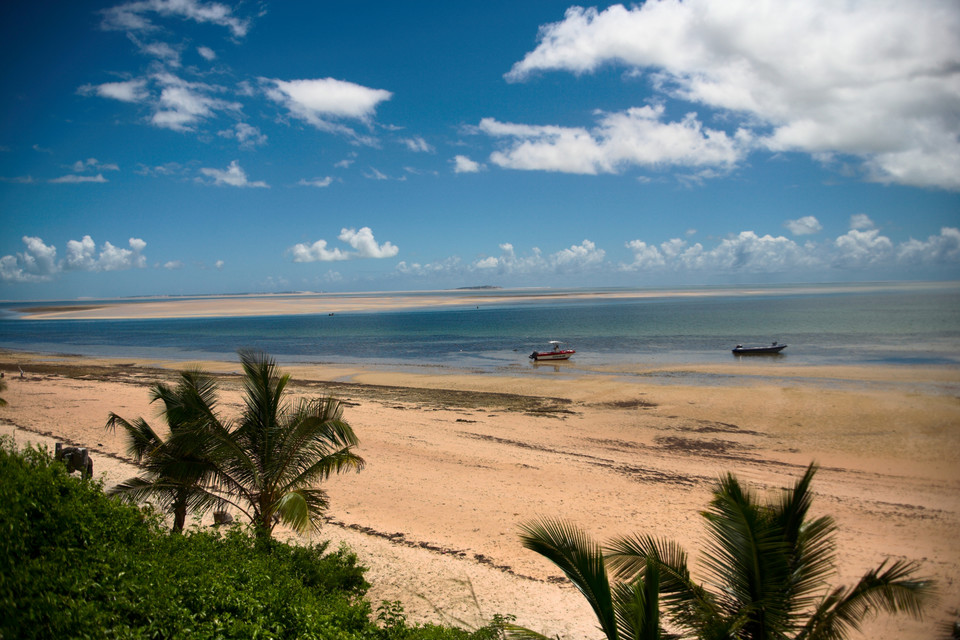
0 437 506 640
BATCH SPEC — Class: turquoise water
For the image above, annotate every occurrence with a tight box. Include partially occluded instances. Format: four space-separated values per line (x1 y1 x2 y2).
1 283 958 370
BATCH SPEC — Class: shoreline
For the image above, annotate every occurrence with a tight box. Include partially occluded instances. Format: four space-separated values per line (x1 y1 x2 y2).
1 351 958 638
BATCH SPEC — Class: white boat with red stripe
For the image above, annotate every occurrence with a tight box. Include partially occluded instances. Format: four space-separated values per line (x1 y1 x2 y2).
529 341 575 361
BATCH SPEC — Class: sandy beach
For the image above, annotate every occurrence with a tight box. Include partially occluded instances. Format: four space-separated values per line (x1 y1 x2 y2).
1 350 958 639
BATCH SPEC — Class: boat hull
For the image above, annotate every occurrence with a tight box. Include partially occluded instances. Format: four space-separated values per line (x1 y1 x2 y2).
732 345 787 355
530 350 575 361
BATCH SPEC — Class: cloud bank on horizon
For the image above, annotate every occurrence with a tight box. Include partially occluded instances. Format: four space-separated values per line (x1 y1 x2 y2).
1 0 958 297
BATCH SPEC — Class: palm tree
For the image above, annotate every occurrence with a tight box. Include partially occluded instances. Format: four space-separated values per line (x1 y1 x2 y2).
105 369 222 532
205 350 365 538
504 517 670 640
605 463 935 640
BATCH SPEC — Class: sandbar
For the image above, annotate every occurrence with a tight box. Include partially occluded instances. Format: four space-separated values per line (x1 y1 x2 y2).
11 282 952 320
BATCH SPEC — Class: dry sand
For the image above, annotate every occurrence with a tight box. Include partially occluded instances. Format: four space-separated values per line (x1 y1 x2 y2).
1 351 958 639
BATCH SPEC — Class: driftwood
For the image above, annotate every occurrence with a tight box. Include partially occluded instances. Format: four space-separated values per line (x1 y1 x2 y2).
54 443 93 479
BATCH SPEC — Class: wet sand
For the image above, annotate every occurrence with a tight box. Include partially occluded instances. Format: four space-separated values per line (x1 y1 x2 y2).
1 351 957 639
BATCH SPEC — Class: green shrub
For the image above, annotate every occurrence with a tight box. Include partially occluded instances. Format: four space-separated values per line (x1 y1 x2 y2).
0 437 511 640
0 437 371 639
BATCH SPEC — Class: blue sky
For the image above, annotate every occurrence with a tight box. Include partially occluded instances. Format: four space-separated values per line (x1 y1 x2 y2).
2 0 958 300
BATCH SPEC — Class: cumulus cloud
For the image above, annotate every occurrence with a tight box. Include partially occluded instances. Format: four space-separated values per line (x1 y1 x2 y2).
505 0 960 190
850 213 875 230
1 235 148 282
452 155 484 173
785 216 823 236
199 160 268 187
64 236 147 272
264 78 392 140
622 224 960 275
0 237 59 282
471 240 605 274
339 227 399 258
289 227 398 263
832 228 894 268
100 0 250 38
480 105 747 174
897 227 960 265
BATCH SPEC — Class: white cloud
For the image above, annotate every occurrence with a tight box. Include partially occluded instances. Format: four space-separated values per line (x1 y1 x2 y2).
470 240 604 274
264 78 392 139
151 72 240 131
298 177 334 188
339 227 399 258
480 105 747 175
101 0 250 38
622 225 960 275
452 155 484 173
78 78 149 103
335 155 357 169
289 227 398 263
832 228 894 268
897 227 960 265
163 260 184 269
214 259 224 269
850 213 875 230
136 39 181 66
49 174 108 184
552 239 606 269
218 122 267 147
290 240 349 262
199 160 268 187
364 167 389 180
402 136 433 152
1 235 150 283
506 0 960 190
0 237 59 282
71 158 120 173
197 46 216 61
64 236 147 272
785 216 822 236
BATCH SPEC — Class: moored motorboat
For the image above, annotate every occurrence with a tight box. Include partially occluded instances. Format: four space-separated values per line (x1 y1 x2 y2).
732 341 787 355
530 341 575 361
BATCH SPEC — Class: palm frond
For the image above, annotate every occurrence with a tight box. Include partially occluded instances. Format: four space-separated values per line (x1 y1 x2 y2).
501 623 557 640
701 471 793 636
611 556 663 640
519 517 618 640
105 413 162 461
799 559 936 640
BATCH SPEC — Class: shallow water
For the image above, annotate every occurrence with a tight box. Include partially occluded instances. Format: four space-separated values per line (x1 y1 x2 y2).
2 282 958 371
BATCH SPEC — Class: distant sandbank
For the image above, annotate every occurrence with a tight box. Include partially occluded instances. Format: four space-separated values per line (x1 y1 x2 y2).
12 282 952 320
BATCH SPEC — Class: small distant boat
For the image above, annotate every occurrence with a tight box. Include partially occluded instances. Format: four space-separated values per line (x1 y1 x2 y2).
530 341 575 361
732 341 787 355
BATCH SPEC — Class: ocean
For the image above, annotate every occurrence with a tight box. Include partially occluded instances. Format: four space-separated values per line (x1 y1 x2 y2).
1 282 959 372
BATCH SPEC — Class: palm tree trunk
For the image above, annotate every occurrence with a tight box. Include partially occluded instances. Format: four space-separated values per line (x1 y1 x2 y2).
173 494 187 533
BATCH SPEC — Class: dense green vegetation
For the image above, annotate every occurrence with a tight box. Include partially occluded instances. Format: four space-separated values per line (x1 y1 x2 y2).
106 350 365 537
0 437 506 640
507 463 935 640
